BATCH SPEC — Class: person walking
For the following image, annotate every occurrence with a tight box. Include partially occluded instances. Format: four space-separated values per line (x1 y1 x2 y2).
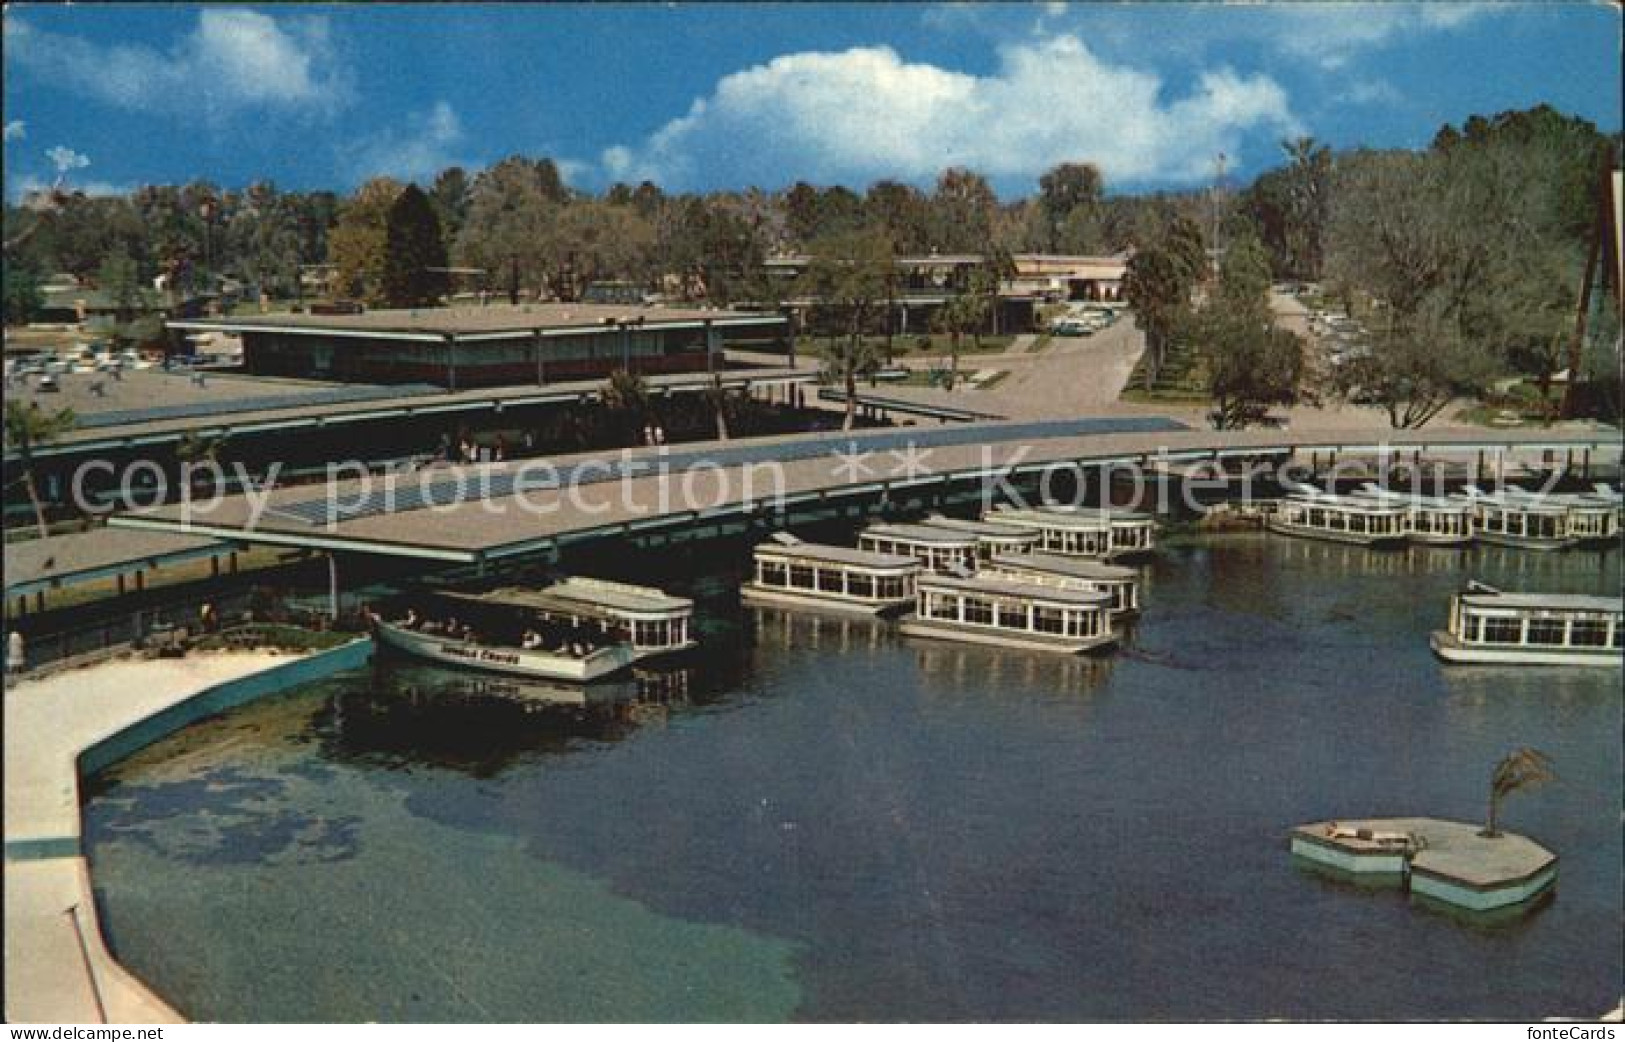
6 630 25 676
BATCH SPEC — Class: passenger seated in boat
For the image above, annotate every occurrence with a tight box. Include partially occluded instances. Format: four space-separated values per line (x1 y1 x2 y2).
402 609 420 629
520 629 543 650
1325 821 1361 840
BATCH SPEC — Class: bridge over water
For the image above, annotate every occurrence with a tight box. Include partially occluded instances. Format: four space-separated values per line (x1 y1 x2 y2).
108 418 1624 568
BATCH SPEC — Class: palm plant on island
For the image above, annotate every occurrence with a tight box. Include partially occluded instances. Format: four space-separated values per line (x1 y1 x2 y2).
1481 747 1556 839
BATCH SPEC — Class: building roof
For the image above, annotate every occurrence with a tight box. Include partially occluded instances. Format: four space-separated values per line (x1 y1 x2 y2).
168 303 785 342
4 528 227 597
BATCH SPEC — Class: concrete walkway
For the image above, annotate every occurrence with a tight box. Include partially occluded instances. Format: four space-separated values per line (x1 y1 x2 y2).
5 651 291 1023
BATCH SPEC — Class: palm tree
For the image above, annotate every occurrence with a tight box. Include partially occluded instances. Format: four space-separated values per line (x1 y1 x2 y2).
4 400 77 538
175 431 230 493
600 368 650 445
1482 747 1556 838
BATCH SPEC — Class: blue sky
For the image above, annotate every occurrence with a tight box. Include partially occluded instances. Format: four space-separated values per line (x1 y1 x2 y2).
3 2 1619 201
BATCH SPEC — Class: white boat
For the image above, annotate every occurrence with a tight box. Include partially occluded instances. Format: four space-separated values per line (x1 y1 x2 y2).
858 522 980 573
978 552 1141 617
1351 484 1475 546
1430 582 1622 666
920 513 1040 560
1499 485 1621 548
372 577 695 683
899 571 1117 654
1461 487 1577 551
1265 484 1409 548
740 533 920 615
982 505 1156 560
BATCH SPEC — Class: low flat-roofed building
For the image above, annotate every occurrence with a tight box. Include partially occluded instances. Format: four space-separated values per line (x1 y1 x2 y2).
168 303 788 388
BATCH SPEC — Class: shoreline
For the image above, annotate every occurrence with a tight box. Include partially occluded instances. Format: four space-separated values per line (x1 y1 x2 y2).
4 642 371 1023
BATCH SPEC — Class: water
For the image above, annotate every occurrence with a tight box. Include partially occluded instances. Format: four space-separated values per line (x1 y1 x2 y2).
83 532 1622 1021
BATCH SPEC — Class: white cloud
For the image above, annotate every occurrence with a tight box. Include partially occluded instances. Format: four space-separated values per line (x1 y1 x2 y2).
601 35 1298 190
1267 3 1503 70
3 120 24 143
345 101 470 183
46 145 91 173
4 10 349 116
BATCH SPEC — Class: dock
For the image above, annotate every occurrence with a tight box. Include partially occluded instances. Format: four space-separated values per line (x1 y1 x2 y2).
1290 817 1557 915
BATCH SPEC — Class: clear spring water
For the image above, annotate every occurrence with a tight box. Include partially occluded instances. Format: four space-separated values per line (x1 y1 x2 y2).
83 532 1623 1021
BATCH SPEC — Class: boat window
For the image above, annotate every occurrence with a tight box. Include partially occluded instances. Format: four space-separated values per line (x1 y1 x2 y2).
818 568 844 593
1570 618 1610 647
925 592 957 620
1033 606 1067 634
1481 617 1522 644
1461 615 1481 642
790 565 815 589
997 601 1028 630
1526 618 1566 645
761 560 787 586
879 576 907 600
963 597 994 625
848 573 876 599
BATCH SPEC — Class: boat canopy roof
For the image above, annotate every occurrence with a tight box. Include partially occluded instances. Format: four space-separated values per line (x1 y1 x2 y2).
1459 590 1622 613
987 507 1112 530
754 540 919 571
439 577 692 619
917 572 1112 607
1353 486 1473 511
860 522 979 546
1281 490 1408 513
922 515 1041 539
988 552 1136 581
1024 504 1154 523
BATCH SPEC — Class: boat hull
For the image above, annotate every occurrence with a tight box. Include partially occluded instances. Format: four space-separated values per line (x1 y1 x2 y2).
898 617 1117 655
1265 518 1407 549
1430 631 1622 667
740 583 909 616
374 619 638 681
1473 533 1578 552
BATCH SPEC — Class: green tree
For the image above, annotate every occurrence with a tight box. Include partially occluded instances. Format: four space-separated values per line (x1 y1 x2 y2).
1195 229 1304 428
329 177 404 304
1482 748 1555 839
1123 243 1197 392
2 264 43 324
932 290 984 391
454 158 565 298
599 368 650 445
1039 162 1104 251
929 167 998 253
4 400 77 537
800 229 894 430
96 249 144 323
865 180 931 255
381 184 450 308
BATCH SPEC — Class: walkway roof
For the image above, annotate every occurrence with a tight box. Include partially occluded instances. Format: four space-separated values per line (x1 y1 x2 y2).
104 422 1621 566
